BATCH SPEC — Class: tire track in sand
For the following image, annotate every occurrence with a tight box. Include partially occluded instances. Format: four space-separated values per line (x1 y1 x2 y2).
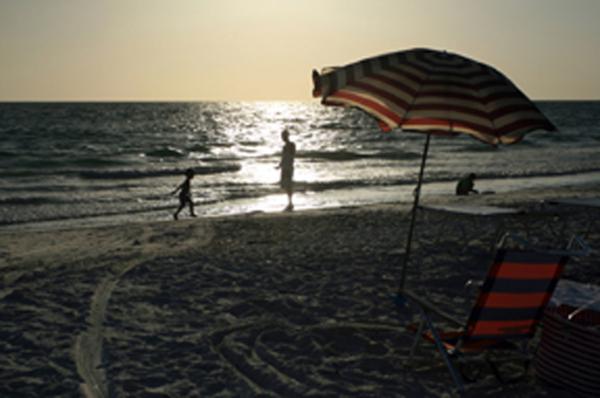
74 221 214 398
76 276 120 398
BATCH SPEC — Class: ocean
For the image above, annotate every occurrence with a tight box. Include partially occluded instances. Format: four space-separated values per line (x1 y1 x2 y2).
1 101 599 228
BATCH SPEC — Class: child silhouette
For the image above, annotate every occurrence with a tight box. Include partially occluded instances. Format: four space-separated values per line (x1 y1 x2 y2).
172 168 197 220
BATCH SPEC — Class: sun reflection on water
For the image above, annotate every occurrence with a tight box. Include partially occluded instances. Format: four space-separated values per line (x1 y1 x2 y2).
224 101 329 187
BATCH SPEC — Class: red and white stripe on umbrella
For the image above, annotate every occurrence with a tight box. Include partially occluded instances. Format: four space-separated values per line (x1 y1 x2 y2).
312 48 555 144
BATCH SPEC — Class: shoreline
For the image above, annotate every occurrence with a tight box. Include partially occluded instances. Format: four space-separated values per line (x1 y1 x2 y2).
2 172 600 232
3 183 599 275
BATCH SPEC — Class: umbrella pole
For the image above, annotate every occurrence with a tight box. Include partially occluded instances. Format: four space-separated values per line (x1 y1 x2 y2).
399 133 431 290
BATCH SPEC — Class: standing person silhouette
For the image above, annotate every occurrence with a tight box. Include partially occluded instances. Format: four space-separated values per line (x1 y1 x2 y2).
276 129 296 211
172 168 197 220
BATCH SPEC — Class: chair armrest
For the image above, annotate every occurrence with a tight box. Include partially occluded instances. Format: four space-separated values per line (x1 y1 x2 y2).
399 289 465 327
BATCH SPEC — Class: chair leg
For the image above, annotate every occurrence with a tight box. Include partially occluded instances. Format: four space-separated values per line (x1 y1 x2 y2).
417 306 465 394
409 319 425 360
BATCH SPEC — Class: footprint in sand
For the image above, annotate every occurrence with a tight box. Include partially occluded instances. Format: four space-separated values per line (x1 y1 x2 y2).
209 322 434 397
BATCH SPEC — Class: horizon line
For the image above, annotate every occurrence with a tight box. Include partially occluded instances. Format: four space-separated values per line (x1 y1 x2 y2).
2 98 600 104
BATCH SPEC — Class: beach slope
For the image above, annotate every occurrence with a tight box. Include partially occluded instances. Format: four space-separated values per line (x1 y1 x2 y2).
1 189 598 397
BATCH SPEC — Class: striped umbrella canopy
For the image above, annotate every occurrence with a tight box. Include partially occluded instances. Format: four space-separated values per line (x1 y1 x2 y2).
311 48 556 288
312 48 555 143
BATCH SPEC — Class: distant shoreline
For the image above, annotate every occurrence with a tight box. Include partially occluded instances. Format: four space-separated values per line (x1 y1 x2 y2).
2 178 599 233
2 99 600 104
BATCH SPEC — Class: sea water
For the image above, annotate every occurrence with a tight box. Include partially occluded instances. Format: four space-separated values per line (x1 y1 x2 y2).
1 101 599 228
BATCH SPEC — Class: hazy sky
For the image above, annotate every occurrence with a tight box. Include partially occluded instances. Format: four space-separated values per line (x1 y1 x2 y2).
1 0 599 101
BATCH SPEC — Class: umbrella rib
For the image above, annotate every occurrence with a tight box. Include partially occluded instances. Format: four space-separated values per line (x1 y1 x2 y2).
480 68 510 138
395 55 434 130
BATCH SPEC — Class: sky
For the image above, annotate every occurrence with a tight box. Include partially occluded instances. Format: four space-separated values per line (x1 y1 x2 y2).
1 0 599 101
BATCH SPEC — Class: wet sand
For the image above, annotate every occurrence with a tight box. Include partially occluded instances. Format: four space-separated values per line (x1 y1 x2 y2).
1 186 599 397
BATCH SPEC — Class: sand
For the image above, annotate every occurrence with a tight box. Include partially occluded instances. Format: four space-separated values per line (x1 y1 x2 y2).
1 186 599 397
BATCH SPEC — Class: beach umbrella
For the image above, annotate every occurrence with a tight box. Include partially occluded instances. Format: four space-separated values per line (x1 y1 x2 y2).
311 48 556 289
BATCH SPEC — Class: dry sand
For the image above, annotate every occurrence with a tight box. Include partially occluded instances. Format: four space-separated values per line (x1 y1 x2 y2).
1 186 599 397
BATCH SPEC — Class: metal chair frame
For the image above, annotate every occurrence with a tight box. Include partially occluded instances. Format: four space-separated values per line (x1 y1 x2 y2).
396 233 589 395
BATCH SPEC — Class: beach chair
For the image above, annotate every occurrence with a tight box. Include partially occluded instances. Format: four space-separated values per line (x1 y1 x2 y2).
396 234 589 394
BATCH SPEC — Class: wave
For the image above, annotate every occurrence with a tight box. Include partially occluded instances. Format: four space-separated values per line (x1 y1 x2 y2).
191 149 421 163
78 164 241 179
0 183 142 193
449 144 501 153
0 164 239 179
450 140 542 153
0 194 159 206
0 197 67 205
145 147 186 158
313 122 363 131
71 157 133 167
2 156 133 170
296 150 422 161
187 144 210 152
238 140 264 147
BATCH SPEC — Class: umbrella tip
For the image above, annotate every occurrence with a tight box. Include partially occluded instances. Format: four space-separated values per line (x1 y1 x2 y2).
312 69 322 97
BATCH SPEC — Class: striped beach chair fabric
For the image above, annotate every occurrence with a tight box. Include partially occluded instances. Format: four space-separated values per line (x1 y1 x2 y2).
463 250 567 342
398 235 586 394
